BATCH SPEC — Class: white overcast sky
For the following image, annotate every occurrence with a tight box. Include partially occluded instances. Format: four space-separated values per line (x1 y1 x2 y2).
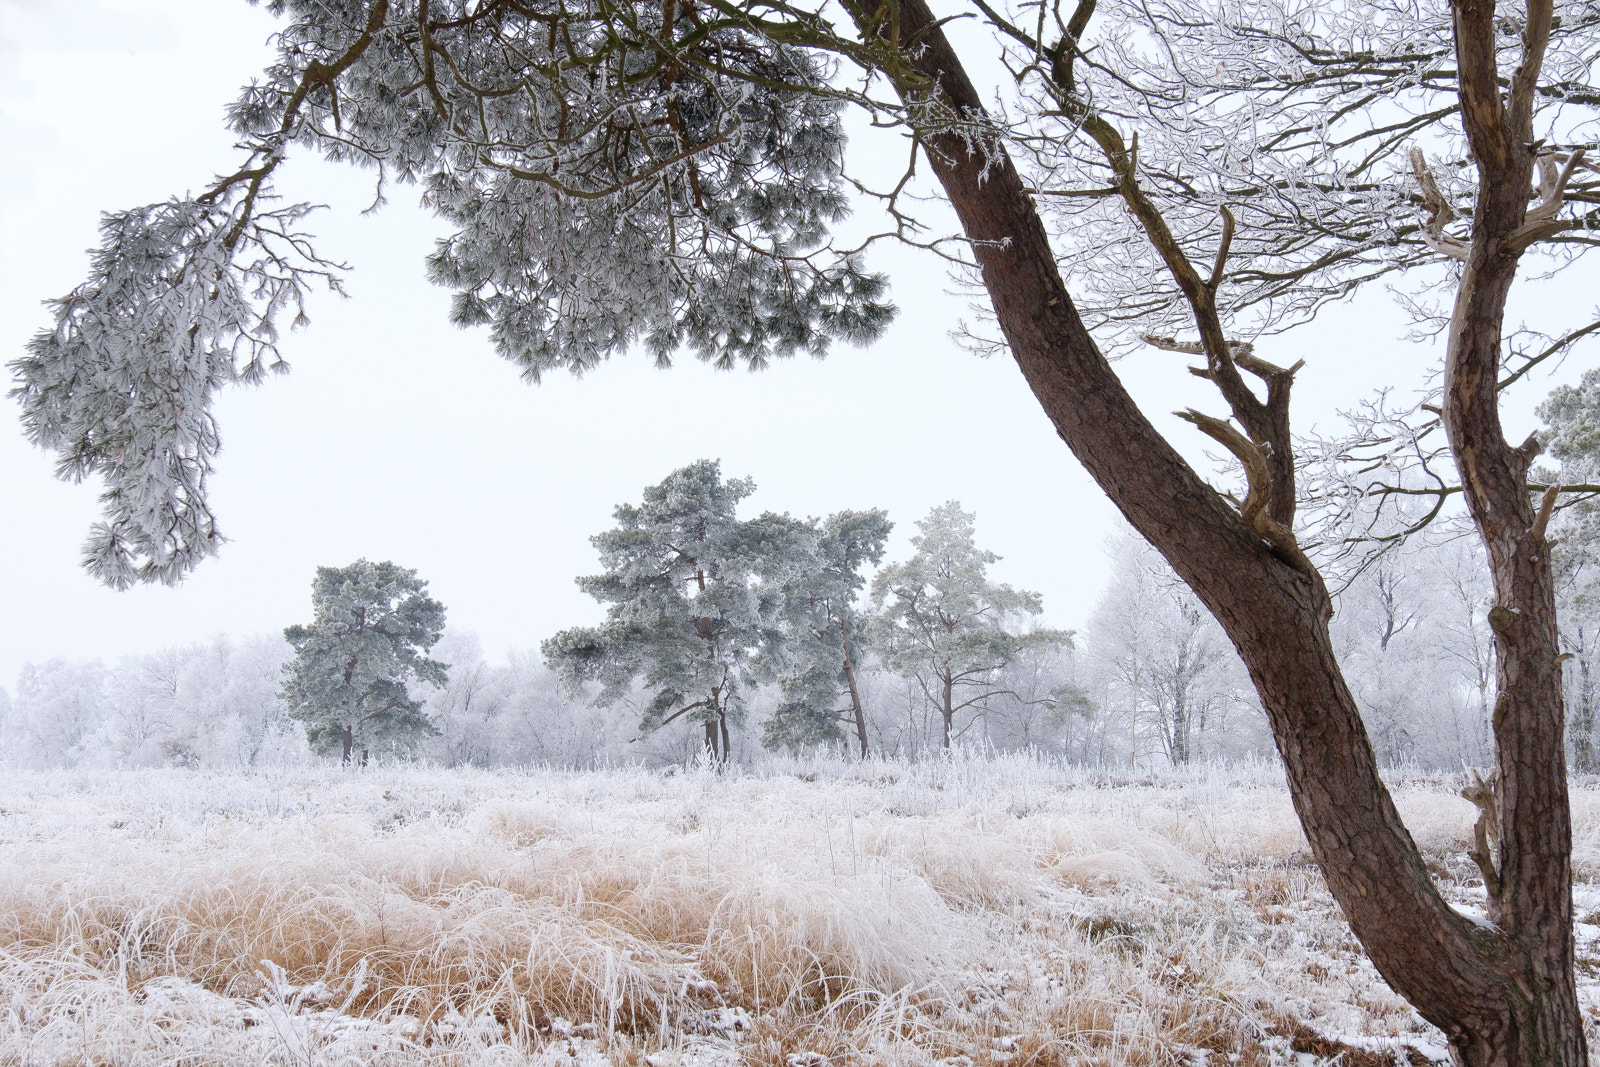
0 0 1586 689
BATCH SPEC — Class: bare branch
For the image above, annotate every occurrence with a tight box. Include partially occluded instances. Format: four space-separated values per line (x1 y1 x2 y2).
1507 149 1589 253
1208 205 1235 292
1410 147 1470 262
1176 408 1313 574
1461 769 1502 899
1531 483 1561 542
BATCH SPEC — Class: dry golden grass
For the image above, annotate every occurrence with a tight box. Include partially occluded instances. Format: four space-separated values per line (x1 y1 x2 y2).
1 757 1596 1065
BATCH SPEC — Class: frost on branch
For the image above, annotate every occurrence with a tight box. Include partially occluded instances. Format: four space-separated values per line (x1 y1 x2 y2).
15 0 895 587
412 46 891 375
235 0 893 375
10 196 336 588
1009 0 1600 354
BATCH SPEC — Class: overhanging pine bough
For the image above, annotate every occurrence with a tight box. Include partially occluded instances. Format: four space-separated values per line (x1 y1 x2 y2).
9 0 1592 1061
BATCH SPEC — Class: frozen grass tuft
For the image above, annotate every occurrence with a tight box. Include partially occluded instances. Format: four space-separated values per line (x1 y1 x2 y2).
1 757 1597 1065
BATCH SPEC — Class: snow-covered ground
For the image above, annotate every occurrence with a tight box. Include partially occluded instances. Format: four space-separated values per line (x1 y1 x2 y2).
2 756 1597 1065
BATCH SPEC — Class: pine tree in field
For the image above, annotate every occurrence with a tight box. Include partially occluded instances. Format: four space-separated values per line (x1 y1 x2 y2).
871 503 1072 750
282 560 448 763
546 463 894 759
544 461 778 760
762 509 891 756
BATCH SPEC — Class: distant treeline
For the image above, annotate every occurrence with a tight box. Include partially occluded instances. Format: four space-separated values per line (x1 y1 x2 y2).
2 520 1566 772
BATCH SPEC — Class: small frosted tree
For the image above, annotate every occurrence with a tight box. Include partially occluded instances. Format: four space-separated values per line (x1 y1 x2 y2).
419 631 516 767
544 460 784 760
2 659 107 769
870 503 1072 750
762 508 892 755
1088 534 1243 767
282 560 448 763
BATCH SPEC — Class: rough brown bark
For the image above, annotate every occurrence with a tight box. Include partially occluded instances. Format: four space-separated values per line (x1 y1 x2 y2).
856 0 1585 1060
1437 3 1582 1058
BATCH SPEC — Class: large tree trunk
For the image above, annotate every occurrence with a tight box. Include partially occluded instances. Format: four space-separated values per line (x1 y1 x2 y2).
866 0 1585 1060
1437 3 1582 1054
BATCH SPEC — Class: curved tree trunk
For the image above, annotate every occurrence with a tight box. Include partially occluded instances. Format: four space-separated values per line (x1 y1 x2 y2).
856 0 1585 1060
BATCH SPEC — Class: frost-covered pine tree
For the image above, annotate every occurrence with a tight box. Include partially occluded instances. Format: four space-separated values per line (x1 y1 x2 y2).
9 0 888 591
281 560 448 763
761 509 891 755
544 461 781 760
870 503 1071 750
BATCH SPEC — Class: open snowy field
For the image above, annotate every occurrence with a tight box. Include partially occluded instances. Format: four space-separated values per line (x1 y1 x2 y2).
4 757 1600 1066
